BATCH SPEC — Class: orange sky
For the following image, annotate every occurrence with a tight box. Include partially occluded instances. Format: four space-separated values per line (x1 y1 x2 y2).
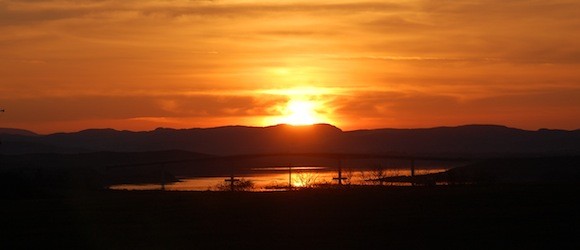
1 0 579 134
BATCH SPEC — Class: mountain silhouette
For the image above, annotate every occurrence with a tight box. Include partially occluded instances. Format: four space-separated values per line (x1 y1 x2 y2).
1 124 579 157
0 128 38 137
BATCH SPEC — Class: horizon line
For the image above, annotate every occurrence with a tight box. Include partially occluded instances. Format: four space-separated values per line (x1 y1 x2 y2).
1 123 578 136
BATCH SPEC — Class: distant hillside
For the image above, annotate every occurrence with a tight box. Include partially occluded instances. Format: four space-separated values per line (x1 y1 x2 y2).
343 125 580 157
0 128 38 136
383 156 580 185
0 150 212 188
1 124 579 157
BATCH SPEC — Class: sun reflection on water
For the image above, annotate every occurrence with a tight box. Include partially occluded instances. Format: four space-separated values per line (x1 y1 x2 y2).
109 168 448 191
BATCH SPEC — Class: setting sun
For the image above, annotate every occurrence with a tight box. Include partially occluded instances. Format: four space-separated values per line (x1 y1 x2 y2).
267 97 335 126
261 87 336 127
1 1 577 248
282 100 318 126
1 0 578 133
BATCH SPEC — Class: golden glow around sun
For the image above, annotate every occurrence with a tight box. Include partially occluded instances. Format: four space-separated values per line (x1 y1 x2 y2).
281 100 318 125
292 179 305 187
267 96 336 126
261 87 336 127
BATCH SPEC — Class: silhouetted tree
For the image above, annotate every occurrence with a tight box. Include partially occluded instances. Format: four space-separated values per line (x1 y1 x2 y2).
295 171 319 188
216 178 255 191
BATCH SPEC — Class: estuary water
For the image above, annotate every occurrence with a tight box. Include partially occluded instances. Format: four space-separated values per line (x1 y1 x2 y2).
109 167 448 191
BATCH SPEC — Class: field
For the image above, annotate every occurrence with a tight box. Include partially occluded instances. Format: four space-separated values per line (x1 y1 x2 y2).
2 184 579 249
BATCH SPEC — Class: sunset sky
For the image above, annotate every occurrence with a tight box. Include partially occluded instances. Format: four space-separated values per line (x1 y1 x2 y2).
1 0 579 133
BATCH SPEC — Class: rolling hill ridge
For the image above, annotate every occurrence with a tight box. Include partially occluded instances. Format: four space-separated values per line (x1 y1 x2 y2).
1 124 579 157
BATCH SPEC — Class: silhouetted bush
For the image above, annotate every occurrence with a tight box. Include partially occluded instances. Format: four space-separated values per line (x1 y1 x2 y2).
216 178 255 191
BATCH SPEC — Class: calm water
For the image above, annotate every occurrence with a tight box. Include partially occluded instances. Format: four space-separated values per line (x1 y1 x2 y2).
110 167 448 191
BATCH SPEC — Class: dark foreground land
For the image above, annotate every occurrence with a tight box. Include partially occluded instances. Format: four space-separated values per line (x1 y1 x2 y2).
2 185 580 249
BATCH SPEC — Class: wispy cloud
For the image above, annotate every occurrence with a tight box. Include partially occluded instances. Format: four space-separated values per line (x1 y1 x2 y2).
1 0 579 132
